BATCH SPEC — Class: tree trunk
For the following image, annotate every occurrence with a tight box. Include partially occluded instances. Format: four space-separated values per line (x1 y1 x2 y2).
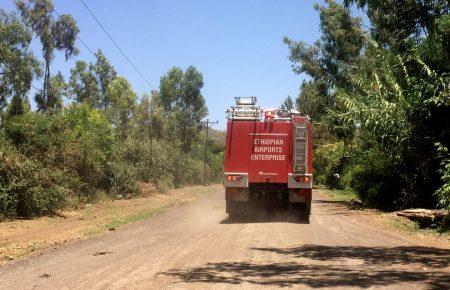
396 209 448 227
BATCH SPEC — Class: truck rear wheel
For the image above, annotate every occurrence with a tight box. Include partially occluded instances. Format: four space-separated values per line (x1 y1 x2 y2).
289 201 311 223
226 199 248 220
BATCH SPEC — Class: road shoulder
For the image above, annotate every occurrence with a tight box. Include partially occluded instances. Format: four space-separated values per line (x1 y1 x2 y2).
316 189 450 249
0 184 221 263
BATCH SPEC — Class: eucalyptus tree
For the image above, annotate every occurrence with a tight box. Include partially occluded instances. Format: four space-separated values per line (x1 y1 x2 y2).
0 10 40 116
15 0 79 113
69 50 117 109
156 66 207 150
69 60 99 107
106 77 137 139
280 96 294 110
35 72 68 114
93 50 117 109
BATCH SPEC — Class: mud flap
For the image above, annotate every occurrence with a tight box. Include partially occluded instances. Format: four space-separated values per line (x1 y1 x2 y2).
226 200 248 215
288 188 311 222
288 201 311 222
226 188 249 216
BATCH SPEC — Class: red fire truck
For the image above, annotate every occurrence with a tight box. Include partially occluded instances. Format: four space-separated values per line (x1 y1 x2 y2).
224 97 313 221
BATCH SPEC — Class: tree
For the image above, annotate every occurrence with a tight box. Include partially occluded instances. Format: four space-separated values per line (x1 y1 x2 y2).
344 0 450 52
92 50 117 109
329 41 450 207
284 0 365 122
157 67 183 112
280 96 294 110
134 94 152 140
7 94 31 117
295 80 329 119
106 77 137 139
155 66 207 150
0 10 40 115
63 103 114 190
68 49 117 109
418 14 450 73
179 66 207 150
35 72 68 113
15 0 79 112
69 60 99 107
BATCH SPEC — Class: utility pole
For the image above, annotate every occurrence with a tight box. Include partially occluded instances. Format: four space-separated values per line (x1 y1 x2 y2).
201 119 218 185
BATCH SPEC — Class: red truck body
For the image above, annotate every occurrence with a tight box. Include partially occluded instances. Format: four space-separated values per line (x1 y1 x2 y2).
223 97 313 220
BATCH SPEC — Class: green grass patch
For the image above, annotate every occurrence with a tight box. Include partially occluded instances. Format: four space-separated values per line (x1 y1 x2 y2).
86 185 219 235
320 188 357 202
391 218 421 232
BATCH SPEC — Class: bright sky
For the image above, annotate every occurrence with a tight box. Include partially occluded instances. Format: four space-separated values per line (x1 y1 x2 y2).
3 0 359 129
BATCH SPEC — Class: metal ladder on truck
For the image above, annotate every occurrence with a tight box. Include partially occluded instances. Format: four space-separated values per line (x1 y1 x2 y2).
293 123 307 175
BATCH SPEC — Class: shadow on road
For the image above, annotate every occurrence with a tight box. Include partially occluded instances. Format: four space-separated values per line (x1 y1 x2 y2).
161 245 450 289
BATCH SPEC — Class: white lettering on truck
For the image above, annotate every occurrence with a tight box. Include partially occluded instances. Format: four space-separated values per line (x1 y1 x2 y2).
251 138 286 161
254 139 284 145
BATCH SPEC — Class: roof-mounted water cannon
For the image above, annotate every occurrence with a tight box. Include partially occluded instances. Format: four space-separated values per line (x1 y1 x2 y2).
226 97 262 120
235 97 256 106
226 97 303 121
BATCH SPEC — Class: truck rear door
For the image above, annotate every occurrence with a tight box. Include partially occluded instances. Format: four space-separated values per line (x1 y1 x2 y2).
248 122 291 184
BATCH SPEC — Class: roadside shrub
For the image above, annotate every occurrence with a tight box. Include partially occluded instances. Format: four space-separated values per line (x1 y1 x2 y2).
4 112 70 161
107 159 140 197
173 155 204 186
435 144 450 210
314 142 347 188
155 178 174 193
63 104 114 193
0 133 66 219
341 148 402 210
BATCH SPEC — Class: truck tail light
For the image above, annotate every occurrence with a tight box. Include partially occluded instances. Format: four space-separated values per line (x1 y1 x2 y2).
264 110 274 119
226 175 242 181
295 175 310 183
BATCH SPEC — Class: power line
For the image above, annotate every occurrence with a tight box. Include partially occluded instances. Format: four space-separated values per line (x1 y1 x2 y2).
79 0 155 90
30 83 42 93
51 8 97 58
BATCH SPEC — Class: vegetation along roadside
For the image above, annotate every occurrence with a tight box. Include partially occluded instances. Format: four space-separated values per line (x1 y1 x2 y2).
281 0 450 229
0 0 224 221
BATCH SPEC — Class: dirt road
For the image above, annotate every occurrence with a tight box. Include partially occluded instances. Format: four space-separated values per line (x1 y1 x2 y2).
1 189 449 289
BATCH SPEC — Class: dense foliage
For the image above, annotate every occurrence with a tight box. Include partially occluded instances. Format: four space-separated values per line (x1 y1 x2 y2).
286 0 450 210
0 1 223 220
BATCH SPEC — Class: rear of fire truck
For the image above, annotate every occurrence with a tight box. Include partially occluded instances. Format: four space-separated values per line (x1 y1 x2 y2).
223 97 313 221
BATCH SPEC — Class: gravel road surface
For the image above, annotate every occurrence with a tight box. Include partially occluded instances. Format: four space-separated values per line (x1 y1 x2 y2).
1 189 449 289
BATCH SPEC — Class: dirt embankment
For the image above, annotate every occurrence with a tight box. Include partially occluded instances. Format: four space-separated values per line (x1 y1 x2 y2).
0 184 221 262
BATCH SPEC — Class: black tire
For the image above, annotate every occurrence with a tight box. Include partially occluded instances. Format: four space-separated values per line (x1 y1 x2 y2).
299 211 310 223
